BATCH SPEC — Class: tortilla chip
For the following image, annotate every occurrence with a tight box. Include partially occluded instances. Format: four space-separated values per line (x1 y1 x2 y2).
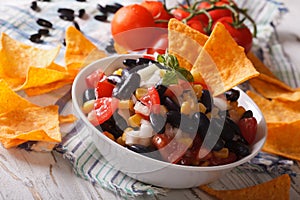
0 138 26 149
0 105 61 148
263 121 300 161
24 78 73 96
247 52 277 79
0 33 60 90
199 174 290 200
249 76 300 101
191 22 259 96
0 79 37 114
168 18 208 71
246 91 300 123
15 67 68 91
59 114 77 124
64 26 107 74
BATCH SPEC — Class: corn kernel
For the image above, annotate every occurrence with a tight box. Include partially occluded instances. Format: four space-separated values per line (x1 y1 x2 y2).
103 131 115 141
198 102 207 113
229 101 238 109
116 136 126 146
119 100 134 110
206 112 212 119
160 105 168 116
193 84 203 99
213 148 229 159
181 101 191 115
200 161 210 166
128 114 143 127
113 68 123 76
82 99 95 114
135 88 148 100
211 107 219 118
159 69 166 77
177 137 193 148
236 106 246 119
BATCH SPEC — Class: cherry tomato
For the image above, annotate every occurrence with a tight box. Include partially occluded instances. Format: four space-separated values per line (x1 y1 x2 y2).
85 69 104 88
141 0 172 28
238 117 257 145
146 33 168 55
214 16 253 53
95 76 115 98
111 4 156 51
198 0 232 24
152 134 189 163
187 19 206 34
94 97 119 126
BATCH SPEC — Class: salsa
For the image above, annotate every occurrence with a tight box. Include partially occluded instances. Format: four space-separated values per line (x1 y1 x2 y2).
81 54 257 166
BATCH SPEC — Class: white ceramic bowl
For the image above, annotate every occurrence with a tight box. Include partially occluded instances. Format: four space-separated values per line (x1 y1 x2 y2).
72 54 267 188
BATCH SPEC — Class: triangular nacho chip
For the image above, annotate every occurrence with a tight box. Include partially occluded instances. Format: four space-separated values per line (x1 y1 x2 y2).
0 33 60 90
0 79 37 114
200 174 290 200
249 75 300 101
168 18 208 71
64 26 107 74
191 22 259 96
0 105 61 148
246 90 300 123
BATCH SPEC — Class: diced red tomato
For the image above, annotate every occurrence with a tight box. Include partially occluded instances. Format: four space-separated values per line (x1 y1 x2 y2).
95 76 115 98
93 97 119 126
140 86 160 114
238 117 257 144
85 69 105 88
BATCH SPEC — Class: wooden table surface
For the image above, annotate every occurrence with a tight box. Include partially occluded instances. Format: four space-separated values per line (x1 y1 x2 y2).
0 0 299 199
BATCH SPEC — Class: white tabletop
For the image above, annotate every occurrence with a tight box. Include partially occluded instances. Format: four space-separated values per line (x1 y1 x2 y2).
0 0 299 200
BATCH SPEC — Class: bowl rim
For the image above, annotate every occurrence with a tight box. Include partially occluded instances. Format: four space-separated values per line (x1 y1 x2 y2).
71 54 267 172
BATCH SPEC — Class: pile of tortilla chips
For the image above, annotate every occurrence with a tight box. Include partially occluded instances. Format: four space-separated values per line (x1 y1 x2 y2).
200 174 290 200
246 52 300 161
0 25 106 150
168 18 259 96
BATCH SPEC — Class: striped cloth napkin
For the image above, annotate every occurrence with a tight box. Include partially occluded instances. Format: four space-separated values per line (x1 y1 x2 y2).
0 0 296 197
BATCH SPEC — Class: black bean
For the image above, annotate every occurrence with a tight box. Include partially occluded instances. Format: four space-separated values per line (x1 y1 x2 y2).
225 89 240 101
29 33 43 43
155 84 167 100
82 88 96 103
150 113 166 134
123 59 137 68
241 110 253 119
163 96 180 112
113 73 141 100
166 110 181 128
96 117 123 139
94 15 107 22
192 112 210 138
180 114 198 134
105 4 121 13
38 28 49 36
212 138 225 151
136 57 157 65
220 118 236 141
97 4 107 13
36 18 53 28
30 1 40 11
107 74 122 85
62 38 66 46
78 9 86 18
57 8 75 15
226 140 250 157
112 112 128 131
73 21 80 31
200 89 213 113
59 14 75 21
